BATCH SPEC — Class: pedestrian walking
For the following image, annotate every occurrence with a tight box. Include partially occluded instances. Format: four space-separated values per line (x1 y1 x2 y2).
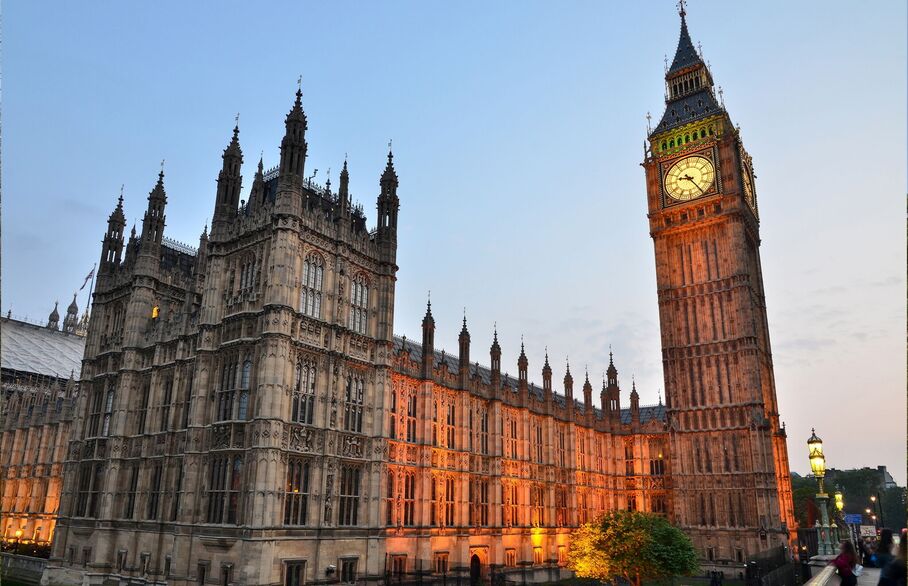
874 530 896 570
877 529 907 586
830 541 859 586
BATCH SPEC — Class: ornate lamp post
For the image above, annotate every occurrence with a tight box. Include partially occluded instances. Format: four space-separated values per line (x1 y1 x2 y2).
833 490 844 543
808 429 833 555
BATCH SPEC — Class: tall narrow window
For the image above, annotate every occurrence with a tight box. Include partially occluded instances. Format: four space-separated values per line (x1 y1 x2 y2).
343 376 364 433
556 487 569 526
444 477 455 526
292 361 316 425
102 388 115 436
283 459 310 525
446 403 456 448
301 254 324 319
531 485 545 527
349 275 369 335
136 379 151 435
624 443 635 476
338 466 361 526
386 472 395 525
75 462 105 517
147 462 163 520
238 360 252 420
217 361 237 422
160 378 172 432
556 428 566 467
389 390 398 440
509 419 518 459
86 390 103 438
479 411 489 454
403 473 415 526
406 394 417 442
535 424 543 463
123 464 139 519
207 456 242 524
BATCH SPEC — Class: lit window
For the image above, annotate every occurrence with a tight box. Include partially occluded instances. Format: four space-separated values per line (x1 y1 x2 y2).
283 459 310 525
343 376 364 433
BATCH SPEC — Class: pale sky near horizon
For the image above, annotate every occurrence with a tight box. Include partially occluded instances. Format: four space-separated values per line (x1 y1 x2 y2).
4 1 906 483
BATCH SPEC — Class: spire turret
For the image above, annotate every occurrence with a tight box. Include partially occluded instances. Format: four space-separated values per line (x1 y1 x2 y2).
517 337 528 387
62 294 79 333
47 302 60 330
335 158 350 217
542 348 553 398
213 123 244 227
421 295 435 379
279 88 308 182
583 369 594 417
248 155 265 211
377 147 400 239
490 324 501 391
458 310 471 387
101 188 126 270
141 169 167 245
630 376 640 424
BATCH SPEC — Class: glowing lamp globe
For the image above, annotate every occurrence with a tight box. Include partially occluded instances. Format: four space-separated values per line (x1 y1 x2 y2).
807 428 825 478
834 491 844 512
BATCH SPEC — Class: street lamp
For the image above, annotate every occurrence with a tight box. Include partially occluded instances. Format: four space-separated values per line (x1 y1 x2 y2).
871 494 885 528
13 528 23 555
834 491 844 513
807 429 833 556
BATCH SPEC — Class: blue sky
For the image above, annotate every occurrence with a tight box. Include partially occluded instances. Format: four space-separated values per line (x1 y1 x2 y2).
4 1 906 482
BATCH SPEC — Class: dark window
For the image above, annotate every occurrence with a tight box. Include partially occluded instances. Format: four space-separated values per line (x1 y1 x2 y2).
340 558 357 584
285 561 305 586
147 462 163 520
292 362 316 425
343 377 364 433
338 466 360 526
207 456 242 524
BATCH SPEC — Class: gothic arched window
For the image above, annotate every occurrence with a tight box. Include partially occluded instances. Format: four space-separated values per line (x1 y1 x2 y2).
349 274 369 335
240 360 252 389
292 360 316 425
343 375 365 433
300 254 324 319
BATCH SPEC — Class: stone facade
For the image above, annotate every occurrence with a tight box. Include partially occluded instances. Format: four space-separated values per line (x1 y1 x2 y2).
642 5 797 565
35 8 798 586
1 315 85 550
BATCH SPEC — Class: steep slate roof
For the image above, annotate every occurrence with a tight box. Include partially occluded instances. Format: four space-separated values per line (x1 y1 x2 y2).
668 15 700 74
653 13 724 135
393 335 665 424
1 318 85 379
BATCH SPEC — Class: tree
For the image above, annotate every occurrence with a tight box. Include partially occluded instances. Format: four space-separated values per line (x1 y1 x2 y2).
568 510 699 586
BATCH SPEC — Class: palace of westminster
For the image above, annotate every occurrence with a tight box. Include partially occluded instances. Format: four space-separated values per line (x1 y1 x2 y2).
1 8 797 586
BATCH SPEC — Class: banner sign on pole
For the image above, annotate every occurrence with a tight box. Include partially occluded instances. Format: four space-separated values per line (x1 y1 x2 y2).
844 514 863 525
859 525 878 538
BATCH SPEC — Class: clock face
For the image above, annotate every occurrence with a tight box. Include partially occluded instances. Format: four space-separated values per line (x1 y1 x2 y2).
742 166 756 210
664 155 716 201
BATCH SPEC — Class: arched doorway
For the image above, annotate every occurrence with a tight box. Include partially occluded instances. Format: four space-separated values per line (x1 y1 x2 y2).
470 554 482 585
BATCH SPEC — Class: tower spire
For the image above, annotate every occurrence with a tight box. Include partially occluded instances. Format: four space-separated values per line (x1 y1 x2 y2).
141 168 167 245
279 85 308 181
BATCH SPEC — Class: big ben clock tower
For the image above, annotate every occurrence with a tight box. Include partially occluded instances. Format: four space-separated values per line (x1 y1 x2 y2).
643 4 796 562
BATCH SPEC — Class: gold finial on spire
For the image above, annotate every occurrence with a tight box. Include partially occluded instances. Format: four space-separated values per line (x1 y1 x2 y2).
235 112 240 126
677 0 687 18
297 75 302 92
645 111 652 134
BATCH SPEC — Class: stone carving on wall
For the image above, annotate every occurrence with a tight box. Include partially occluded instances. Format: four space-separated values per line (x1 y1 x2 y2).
341 434 363 458
288 426 319 453
324 474 334 524
212 425 231 449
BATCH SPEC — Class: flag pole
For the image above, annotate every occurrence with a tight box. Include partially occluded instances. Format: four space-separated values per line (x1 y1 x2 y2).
86 263 96 318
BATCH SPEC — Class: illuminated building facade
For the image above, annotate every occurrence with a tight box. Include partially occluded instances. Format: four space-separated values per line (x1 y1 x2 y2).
1 311 85 550
642 4 797 561
37 7 797 586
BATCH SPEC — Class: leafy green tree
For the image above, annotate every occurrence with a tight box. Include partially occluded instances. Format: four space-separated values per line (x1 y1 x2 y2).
568 510 699 586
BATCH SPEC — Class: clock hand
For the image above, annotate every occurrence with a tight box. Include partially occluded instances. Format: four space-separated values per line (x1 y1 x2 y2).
681 174 705 194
